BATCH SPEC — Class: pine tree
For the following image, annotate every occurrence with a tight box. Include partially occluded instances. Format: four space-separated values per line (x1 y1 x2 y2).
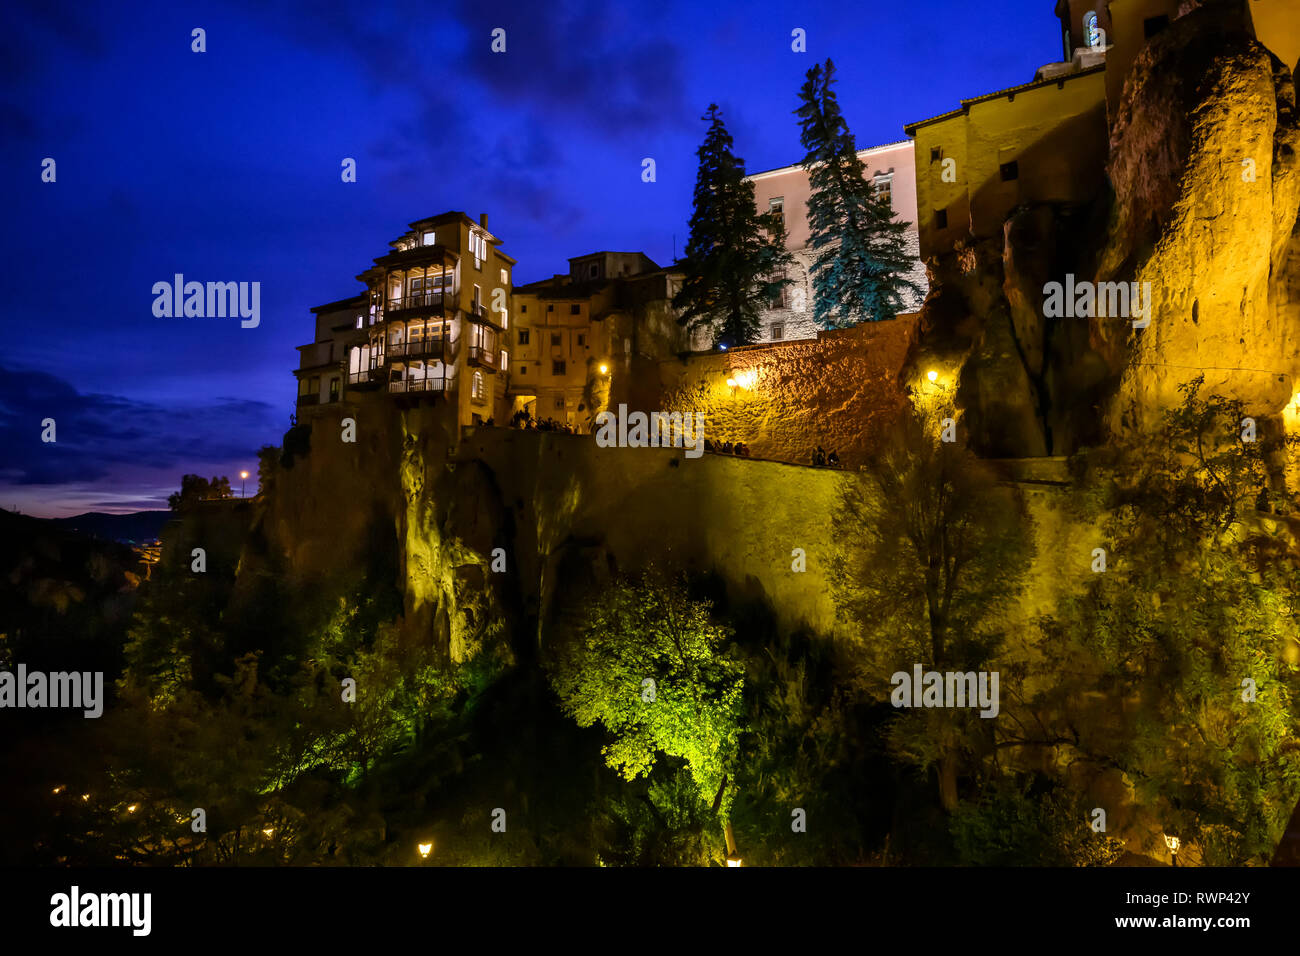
674 104 792 348
796 59 920 328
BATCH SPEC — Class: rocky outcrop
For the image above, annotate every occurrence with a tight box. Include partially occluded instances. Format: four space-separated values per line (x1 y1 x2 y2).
1097 0 1300 435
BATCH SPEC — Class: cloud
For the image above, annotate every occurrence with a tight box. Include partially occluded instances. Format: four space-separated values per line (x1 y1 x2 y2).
0 366 277 486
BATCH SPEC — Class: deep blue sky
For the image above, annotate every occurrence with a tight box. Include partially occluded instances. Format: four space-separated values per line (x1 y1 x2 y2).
0 0 1057 517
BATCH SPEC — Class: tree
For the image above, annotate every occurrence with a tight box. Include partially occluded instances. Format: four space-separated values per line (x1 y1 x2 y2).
545 569 745 818
830 412 1034 809
673 104 793 348
166 474 233 510
1037 377 1300 863
796 59 920 328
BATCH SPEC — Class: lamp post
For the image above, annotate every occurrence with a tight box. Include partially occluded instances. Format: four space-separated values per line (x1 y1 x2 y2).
724 821 742 867
240 470 249 498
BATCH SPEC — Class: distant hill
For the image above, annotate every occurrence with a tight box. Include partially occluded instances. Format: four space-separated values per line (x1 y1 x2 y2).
49 510 174 544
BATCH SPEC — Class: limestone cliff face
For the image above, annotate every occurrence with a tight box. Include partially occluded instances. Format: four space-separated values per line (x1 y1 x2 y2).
255 398 517 668
1097 0 1300 434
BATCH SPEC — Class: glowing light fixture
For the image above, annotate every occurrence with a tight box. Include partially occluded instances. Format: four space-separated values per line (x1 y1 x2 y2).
418 841 434 859
81 794 90 802
927 370 938 383
263 827 275 838
726 853 743 867
127 804 138 813
598 363 609 375
726 378 737 388
52 785 65 795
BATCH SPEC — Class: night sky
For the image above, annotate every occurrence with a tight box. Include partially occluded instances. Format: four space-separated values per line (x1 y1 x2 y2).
0 0 1056 517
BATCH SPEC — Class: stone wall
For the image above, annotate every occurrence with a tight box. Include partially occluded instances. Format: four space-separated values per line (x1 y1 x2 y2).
658 315 920 469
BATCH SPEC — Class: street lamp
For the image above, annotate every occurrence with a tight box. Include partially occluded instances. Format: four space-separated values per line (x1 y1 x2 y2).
240 470 249 498
1164 833 1180 866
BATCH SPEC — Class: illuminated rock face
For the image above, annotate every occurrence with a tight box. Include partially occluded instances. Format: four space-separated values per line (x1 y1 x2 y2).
1097 2 1300 434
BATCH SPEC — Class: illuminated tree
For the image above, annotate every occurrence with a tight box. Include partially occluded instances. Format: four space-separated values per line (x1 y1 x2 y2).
545 569 745 816
830 412 1034 809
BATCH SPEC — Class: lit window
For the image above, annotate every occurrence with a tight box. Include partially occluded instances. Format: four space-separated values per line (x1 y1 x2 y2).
1084 11 1102 47
873 174 893 208
500 268 508 284
471 370 485 401
423 231 436 246
500 350 509 371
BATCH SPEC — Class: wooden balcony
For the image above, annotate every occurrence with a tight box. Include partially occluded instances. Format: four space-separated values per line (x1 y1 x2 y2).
467 345 497 370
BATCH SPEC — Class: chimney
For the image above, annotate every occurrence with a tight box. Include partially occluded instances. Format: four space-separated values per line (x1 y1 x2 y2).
479 212 489 231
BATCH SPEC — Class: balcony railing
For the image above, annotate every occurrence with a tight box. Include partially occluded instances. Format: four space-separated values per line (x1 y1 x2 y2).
387 291 446 313
467 345 497 367
387 377 448 394
296 393 320 406
383 338 446 360
348 371 375 385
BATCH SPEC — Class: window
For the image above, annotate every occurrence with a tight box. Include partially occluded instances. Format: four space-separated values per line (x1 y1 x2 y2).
930 147 942 163
1084 11 1102 47
771 323 784 341
769 273 787 310
355 315 363 329
555 396 566 409
552 360 566 376
500 350 509 371
1000 160 1019 182
570 304 580 315
769 197 784 227
500 268 508 285
518 329 530 345
519 365 527 375
471 370 486 401
551 333 561 347
547 304 555 313
577 333 585 347
329 378 340 401
520 304 527 313
589 263 599 278
935 209 948 229
873 175 893 209
309 376 320 394
472 284 482 314
422 230 436 246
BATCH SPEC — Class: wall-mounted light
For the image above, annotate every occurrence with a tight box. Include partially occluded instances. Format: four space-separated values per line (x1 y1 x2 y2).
418 841 434 859
598 363 609 375
927 370 938 383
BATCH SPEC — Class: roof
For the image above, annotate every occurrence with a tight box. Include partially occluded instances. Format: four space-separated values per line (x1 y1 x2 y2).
745 140 913 181
903 63 1106 135
310 293 367 314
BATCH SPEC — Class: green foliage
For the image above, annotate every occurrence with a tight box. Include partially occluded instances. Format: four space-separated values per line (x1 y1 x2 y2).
949 776 1125 866
1038 376 1300 863
796 59 920 328
546 568 746 814
673 104 794 348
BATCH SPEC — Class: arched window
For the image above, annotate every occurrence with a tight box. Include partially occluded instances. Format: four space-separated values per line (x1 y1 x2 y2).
1084 11 1102 48
471 370 485 401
